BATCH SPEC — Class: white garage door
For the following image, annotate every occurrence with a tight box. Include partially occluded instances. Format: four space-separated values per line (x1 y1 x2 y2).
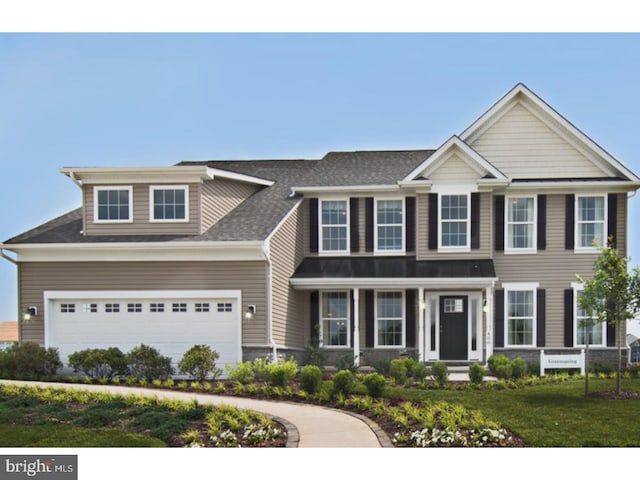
45 290 242 376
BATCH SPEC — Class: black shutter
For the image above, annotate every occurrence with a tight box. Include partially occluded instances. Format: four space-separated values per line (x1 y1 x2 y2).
564 289 574 347
428 193 438 250
494 195 505 251
565 194 575 250
494 289 504 348
537 195 547 250
350 198 360 253
405 197 416 252
608 193 618 248
607 321 616 347
405 290 416 348
310 291 320 341
309 198 319 253
365 198 374 252
471 192 480 250
350 291 355 347
365 290 374 348
537 289 546 347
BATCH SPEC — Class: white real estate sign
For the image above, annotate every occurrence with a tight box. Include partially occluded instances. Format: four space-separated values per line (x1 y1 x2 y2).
540 349 585 376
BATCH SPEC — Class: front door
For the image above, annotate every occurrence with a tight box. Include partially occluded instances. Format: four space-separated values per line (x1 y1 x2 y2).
439 296 468 360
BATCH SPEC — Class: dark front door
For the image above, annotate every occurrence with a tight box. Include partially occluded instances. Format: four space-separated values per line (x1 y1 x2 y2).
439 296 468 360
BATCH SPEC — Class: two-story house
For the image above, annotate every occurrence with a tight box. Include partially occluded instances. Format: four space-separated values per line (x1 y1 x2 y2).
2 83 638 373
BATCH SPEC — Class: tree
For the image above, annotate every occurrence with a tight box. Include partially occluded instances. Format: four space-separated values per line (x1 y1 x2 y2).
577 238 640 395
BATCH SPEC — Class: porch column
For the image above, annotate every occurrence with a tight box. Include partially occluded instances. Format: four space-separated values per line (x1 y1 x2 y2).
418 287 425 362
485 285 494 363
352 288 360 368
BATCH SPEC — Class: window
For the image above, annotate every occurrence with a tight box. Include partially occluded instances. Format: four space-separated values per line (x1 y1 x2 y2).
105 303 120 313
150 303 165 313
440 194 469 249
60 304 75 313
82 303 98 313
196 303 211 313
127 303 142 313
319 200 349 253
576 195 606 249
375 199 404 252
506 196 536 251
376 291 404 347
94 186 132 222
505 286 536 347
150 186 189 222
574 289 605 347
321 291 349 347
443 298 464 313
172 303 187 312
216 303 232 313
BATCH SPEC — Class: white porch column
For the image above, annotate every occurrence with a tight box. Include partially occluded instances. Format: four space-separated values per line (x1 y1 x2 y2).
352 288 360 368
484 285 494 363
418 287 425 362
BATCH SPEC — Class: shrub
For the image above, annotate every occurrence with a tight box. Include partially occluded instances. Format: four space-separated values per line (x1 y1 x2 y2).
68 347 128 380
299 365 323 393
363 373 386 398
0 347 17 377
468 363 485 384
410 362 429 382
389 359 408 384
126 344 174 380
369 358 391 375
303 335 325 367
226 361 255 384
10 342 62 377
510 357 528 379
430 362 449 387
332 369 354 396
488 354 511 378
178 345 222 382
267 358 298 387
495 363 512 380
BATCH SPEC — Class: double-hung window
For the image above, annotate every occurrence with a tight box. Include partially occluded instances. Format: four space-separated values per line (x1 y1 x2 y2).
574 289 605 347
320 291 349 347
375 291 404 347
375 199 404 253
576 195 606 250
94 186 133 223
319 200 349 254
504 283 537 347
506 196 536 252
150 186 189 222
440 194 469 249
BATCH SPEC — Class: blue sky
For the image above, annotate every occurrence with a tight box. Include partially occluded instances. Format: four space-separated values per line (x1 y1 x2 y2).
1 33 640 322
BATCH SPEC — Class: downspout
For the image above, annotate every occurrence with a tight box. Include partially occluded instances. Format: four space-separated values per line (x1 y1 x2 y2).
0 248 17 265
262 241 277 362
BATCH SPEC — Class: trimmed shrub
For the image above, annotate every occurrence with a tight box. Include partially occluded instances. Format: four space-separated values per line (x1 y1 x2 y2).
488 354 511 378
68 347 128 380
495 363 512 380
126 344 174 380
0 347 17 377
226 361 255 384
178 345 222 382
363 373 386 398
430 361 449 387
410 362 429 382
389 359 408 384
268 358 298 387
369 358 391 376
10 342 62 377
468 363 485 384
332 369 354 396
299 365 323 394
510 357 528 379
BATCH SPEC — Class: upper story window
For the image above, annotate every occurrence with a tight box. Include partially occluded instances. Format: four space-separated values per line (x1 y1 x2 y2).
94 186 133 223
439 194 469 250
504 283 538 347
375 199 404 253
150 186 189 222
576 195 606 250
320 199 349 254
506 196 536 252
320 291 349 347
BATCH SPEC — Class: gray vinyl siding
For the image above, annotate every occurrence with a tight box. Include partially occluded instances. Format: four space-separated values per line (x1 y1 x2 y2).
268 204 305 349
18 261 268 347
84 184 201 236
200 179 260 234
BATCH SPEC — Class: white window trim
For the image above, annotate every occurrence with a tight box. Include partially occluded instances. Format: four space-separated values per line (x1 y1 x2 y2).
318 198 350 256
374 197 406 255
374 290 406 348
504 195 537 254
572 284 606 347
149 185 190 223
438 192 471 252
503 282 539 348
319 290 351 348
575 194 607 253
93 186 133 224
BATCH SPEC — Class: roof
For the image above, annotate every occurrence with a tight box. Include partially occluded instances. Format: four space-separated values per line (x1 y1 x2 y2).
0 322 18 342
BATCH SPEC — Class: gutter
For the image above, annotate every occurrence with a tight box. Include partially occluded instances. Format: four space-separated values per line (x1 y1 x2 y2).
0 248 17 265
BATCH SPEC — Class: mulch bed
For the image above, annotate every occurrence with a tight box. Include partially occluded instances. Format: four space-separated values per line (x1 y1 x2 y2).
588 391 640 400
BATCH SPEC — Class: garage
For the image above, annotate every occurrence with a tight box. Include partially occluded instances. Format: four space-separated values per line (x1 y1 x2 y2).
44 290 242 376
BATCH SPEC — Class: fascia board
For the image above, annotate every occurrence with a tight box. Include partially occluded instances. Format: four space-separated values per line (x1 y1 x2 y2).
290 184 402 195
290 277 497 289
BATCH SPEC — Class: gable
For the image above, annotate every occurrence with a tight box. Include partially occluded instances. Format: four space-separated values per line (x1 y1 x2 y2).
426 151 484 184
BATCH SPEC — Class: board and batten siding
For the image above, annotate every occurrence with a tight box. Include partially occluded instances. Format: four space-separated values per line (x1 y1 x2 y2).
268 204 305 349
470 102 606 179
83 184 201 236
200 179 261 234
18 261 268 346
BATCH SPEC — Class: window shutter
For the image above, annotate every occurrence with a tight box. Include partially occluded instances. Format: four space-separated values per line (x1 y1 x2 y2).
494 289 504 348
405 289 416 348
494 195 505 251
365 290 374 348
428 193 438 250
405 197 416 252
365 198 374 252
350 291 355 348
607 322 616 347
564 289 574 347
471 193 480 250
608 193 618 248
537 289 546 347
309 198 319 253
537 195 547 250
350 198 360 253
310 291 319 341
565 194 575 250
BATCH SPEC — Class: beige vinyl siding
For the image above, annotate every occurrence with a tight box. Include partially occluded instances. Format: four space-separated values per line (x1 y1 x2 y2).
18 261 267 346
268 204 305 348
471 102 606 179
84 184 201 236
200 179 260 234
426 153 481 184
616 193 627 257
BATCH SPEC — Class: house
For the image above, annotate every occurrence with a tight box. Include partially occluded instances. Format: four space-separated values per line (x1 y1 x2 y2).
0 321 18 350
628 334 640 363
1 83 638 373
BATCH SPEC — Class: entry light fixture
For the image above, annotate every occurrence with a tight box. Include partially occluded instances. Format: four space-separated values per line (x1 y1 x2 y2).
482 299 489 313
244 305 256 321
23 306 37 322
